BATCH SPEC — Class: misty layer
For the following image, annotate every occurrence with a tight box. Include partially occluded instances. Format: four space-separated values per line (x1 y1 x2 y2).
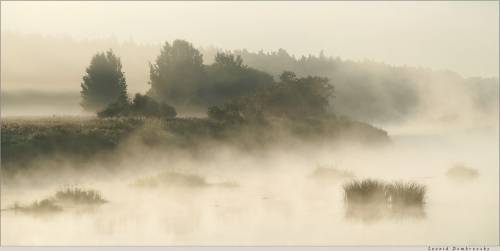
2 32 498 126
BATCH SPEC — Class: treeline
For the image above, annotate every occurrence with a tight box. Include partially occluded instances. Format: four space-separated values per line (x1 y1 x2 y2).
4 32 498 124
223 48 499 123
80 40 336 126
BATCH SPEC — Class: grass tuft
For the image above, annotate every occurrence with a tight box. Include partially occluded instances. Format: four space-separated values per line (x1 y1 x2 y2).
386 182 426 207
343 179 388 205
54 187 107 205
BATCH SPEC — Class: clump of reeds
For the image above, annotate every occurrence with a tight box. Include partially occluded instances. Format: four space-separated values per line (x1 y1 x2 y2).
343 179 388 205
446 164 479 181
343 179 426 222
54 187 107 205
7 186 107 215
386 182 426 207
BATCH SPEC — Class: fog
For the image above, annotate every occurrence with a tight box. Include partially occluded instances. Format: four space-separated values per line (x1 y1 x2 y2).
1 122 498 245
1 1 498 246
2 1 498 78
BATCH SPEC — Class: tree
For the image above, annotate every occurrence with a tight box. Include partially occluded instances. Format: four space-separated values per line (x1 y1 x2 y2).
239 71 334 121
200 52 274 106
148 40 205 107
81 50 128 112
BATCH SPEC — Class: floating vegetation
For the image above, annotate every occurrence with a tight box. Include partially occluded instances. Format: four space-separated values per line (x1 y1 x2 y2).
310 166 355 181
133 171 209 188
6 187 107 215
343 179 426 222
343 179 388 205
133 171 239 189
386 182 426 207
54 187 107 205
10 199 63 215
446 164 479 182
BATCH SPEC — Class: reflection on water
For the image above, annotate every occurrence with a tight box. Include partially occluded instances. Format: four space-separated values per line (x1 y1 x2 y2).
345 203 426 223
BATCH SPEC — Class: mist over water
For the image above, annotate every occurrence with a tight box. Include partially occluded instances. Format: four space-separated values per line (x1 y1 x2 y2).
1 118 498 245
1 2 498 246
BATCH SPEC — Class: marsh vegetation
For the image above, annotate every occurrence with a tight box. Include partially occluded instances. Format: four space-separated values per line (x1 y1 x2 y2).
0 28 497 245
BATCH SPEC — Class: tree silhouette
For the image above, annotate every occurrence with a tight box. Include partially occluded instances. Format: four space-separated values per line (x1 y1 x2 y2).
148 40 205 107
81 50 128 112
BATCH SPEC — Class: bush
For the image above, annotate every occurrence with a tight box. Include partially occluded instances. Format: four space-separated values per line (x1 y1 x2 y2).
98 93 177 119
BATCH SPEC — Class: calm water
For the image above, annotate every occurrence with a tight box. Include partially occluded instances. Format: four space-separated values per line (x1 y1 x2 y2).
1 125 498 245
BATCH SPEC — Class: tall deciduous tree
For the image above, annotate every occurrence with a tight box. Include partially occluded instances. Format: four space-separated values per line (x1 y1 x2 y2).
81 50 128 112
148 40 205 107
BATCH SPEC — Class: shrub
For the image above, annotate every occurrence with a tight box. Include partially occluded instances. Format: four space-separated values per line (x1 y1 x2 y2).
98 93 177 119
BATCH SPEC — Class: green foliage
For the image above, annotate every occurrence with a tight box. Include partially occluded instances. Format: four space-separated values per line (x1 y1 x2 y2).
207 102 244 124
208 70 334 122
148 40 205 106
97 93 177 119
227 48 423 122
130 93 177 118
199 52 274 107
1 117 144 169
81 50 128 112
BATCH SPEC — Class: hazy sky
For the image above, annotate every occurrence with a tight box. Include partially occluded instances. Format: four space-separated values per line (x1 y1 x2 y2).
1 1 499 78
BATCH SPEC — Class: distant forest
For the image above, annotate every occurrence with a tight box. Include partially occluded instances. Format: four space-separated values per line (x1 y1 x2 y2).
2 32 498 123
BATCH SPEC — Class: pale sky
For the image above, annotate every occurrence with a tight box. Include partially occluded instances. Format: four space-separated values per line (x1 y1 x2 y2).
1 1 499 78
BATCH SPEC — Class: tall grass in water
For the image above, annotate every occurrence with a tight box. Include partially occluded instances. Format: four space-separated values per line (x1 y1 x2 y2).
343 179 426 222
343 179 388 205
386 182 426 207
7 187 107 215
54 187 107 205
